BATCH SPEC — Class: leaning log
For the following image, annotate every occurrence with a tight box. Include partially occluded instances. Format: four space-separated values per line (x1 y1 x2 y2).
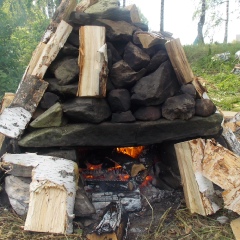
2 153 79 234
165 38 194 85
77 26 108 97
174 139 221 216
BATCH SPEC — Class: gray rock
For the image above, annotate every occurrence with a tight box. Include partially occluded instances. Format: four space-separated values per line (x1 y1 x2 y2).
110 60 146 88
111 111 136 123
85 0 119 14
18 114 223 147
131 60 180 106
134 106 161 121
181 84 196 99
107 89 131 112
146 50 169 73
30 102 66 128
162 94 196 120
40 92 60 109
195 99 216 117
123 42 150 71
62 98 111 123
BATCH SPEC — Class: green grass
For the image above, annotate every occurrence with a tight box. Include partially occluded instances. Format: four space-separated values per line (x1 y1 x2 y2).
184 42 240 111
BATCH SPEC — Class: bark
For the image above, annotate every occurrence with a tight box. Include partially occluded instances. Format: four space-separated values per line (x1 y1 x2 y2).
196 0 206 44
160 0 164 32
223 0 229 43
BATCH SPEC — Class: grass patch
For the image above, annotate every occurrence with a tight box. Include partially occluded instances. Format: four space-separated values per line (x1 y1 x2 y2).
184 42 240 112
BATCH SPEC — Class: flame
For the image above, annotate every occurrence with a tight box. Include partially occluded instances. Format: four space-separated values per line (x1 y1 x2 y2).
116 146 145 158
141 175 153 187
87 163 102 171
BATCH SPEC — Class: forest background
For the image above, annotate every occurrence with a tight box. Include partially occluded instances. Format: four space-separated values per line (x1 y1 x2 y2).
0 0 239 111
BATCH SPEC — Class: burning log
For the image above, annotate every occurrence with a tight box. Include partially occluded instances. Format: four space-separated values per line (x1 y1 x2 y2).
86 202 128 240
165 38 194 85
2 153 79 234
174 139 221 216
77 26 108 97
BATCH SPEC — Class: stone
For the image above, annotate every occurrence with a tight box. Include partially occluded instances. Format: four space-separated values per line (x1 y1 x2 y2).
18 113 223 147
111 111 136 123
97 19 137 42
131 60 180 106
62 98 111 123
66 31 79 47
146 50 169 73
134 106 161 121
107 89 131 112
123 42 150 71
46 78 78 96
5 176 31 215
61 43 79 57
181 83 196 99
195 99 217 117
53 58 79 85
85 0 119 14
74 188 96 217
30 102 66 128
110 60 146 88
40 92 60 109
107 42 122 64
162 94 196 120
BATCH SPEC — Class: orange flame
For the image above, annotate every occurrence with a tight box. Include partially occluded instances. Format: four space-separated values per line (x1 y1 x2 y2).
116 146 145 158
141 175 153 187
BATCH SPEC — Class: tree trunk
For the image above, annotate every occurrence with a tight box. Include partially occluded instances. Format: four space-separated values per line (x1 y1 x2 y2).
160 0 164 32
223 0 229 43
195 0 206 44
123 0 126 7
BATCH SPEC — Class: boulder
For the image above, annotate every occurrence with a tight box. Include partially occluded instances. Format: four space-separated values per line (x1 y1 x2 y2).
134 106 161 121
40 92 60 109
146 50 169 73
111 111 136 123
195 99 216 117
181 84 196 99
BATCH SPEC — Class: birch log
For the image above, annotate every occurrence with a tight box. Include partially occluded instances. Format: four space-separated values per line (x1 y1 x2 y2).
2 153 79 234
174 139 221 216
165 38 194 85
77 26 108 97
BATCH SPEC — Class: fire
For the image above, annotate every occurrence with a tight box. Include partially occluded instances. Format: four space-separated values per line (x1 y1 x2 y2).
141 175 153 187
116 146 145 158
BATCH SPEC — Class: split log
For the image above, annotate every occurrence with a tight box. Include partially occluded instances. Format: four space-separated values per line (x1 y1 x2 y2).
165 38 194 85
86 202 128 240
231 218 240 240
174 139 221 216
2 153 79 234
134 31 167 49
77 26 108 97
0 76 48 138
202 139 240 214
222 127 240 156
192 77 208 98
125 4 141 23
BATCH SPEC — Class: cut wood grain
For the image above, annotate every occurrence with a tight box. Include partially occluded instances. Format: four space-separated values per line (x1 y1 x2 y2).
75 0 98 12
231 218 240 240
77 26 108 97
174 139 220 216
125 4 141 23
135 32 167 48
2 153 79 234
165 38 194 85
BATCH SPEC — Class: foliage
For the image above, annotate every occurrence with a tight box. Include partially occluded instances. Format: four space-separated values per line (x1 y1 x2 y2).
184 42 240 111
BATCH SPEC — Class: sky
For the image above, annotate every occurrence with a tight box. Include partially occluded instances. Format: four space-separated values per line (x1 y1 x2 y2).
123 0 240 45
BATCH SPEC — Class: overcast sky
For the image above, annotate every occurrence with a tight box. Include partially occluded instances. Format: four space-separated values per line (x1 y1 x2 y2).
123 0 240 45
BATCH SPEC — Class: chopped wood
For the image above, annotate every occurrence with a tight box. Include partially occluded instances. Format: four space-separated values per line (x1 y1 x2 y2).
0 76 48 139
86 202 128 240
42 0 77 43
222 127 240 156
32 20 73 79
231 218 240 240
125 4 141 23
174 139 221 216
192 77 208 98
77 26 108 97
165 38 194 85
2 153 79 234
75 0 98 12
135 31 167 49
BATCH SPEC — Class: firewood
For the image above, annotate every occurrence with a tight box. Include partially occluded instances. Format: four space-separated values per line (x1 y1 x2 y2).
77 26 108 97
231 218 240 240
86 202 128 240
75 0 98 12
0 76 48 138
2 153 79 234
174 139 221 216
125 4 141 23
165 38 194 85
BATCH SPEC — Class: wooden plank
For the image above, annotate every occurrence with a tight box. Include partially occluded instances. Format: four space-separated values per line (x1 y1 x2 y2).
231 218 240 240
77 26 108 97
165 38 194 85
2 153 79 234
174 139 220 216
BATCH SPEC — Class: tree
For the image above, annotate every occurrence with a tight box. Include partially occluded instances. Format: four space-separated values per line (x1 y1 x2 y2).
160 0 164 32
223 0 229 43
194 0 206 44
